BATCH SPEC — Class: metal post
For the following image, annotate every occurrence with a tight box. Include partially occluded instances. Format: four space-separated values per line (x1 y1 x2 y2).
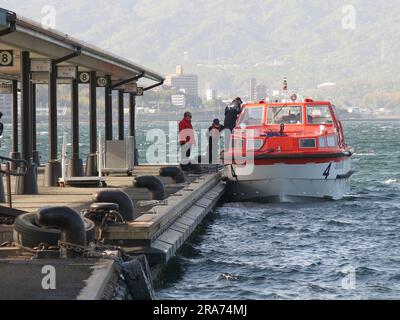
9 80 21 169
86 71 98 176
31 83 40 167
67 69 83 177
44 60 62 186
105 75 112 141
118 90 124 141
129 93 139 165
6 162 12 208
15 51 38 195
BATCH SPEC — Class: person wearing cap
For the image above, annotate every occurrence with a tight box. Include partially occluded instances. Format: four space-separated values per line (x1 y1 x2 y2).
224 97 243 132
208 118 224 164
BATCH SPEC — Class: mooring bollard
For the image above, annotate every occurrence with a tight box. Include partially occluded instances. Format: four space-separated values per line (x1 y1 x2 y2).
159 166 186 183
134 176 166 200
92 189 137 221
36 207 87 258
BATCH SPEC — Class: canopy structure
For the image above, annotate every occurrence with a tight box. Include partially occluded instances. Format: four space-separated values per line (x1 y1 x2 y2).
0 8 164 84
0 7 165 194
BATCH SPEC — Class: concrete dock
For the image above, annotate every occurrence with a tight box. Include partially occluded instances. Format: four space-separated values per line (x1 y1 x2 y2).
0 164 226 300
0 258 118 300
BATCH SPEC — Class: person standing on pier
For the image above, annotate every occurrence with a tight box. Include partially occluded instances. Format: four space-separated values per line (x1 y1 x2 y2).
224 97 243 132
179 112 196 171
0 112 3 146
0 112 3 135
208 119 224 164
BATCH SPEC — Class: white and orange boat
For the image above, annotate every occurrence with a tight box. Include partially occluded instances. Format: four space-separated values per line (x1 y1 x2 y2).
222 97 353 203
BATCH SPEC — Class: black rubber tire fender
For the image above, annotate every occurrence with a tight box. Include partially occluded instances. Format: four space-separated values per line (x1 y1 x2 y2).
134 176 166 201
13 213 95 248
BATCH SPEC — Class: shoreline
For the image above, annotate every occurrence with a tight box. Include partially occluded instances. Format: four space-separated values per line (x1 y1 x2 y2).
51 117 400 124
341 118 400 122
2 117 400 126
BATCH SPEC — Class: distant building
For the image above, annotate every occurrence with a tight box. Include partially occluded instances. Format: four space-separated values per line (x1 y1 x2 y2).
165 65 199 97
250 78 257 101
206 89 217 101
176 65 184 76
171 94 186 108
256 84 267 101
165 65 199 107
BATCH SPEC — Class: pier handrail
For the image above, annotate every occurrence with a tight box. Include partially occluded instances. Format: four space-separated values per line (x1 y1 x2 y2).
0 156 29 209
0 156 29 177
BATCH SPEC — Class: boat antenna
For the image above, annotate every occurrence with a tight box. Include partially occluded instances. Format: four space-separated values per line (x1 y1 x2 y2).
283 77 288 92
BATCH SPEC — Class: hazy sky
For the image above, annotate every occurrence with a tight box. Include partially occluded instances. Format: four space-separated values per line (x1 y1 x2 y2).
1 1 398 98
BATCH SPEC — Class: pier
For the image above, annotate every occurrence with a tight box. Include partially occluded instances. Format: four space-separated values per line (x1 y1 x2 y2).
0 7 226 300
0 165 225 300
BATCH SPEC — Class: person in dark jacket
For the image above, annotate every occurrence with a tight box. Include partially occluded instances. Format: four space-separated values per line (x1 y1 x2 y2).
0 112 3 137
224 97 243 132
208 119 224 164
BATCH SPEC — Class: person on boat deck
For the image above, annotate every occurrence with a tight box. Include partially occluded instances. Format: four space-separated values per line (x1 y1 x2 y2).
208 119 225 164
224 97 243 132
179 111 196 171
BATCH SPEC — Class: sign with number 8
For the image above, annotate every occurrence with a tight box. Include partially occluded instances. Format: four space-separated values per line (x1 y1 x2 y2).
78 72 90 83
0 50 13 67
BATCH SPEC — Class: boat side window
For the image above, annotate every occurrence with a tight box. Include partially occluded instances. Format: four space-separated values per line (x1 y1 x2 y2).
267 106 303 125
307 106 333 124
238 107 264 126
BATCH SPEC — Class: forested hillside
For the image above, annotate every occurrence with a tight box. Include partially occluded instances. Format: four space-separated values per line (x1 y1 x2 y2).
2 0 400 109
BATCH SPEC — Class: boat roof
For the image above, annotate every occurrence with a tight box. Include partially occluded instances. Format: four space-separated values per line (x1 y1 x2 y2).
244 100 332 107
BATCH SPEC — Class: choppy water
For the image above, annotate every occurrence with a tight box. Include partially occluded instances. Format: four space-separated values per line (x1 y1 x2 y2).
1 120 400 299
156 121 400 300
0 121 210 164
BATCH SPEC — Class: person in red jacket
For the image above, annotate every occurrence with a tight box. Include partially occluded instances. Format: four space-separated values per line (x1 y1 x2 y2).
179 112 195 170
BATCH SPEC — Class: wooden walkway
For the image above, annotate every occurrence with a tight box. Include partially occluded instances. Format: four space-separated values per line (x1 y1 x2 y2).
4 165 189 214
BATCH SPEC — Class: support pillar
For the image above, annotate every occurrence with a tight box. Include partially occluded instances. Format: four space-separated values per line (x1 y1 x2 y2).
129 93 139 165
15 51 38 195
67 71 83 177
86 71 98 176
105 75 112 141
9 79 21 170
31 83 40 167
118 90 124 141
44 60 61 186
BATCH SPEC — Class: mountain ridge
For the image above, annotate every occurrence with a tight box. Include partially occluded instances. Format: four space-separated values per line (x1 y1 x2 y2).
1 0 399 108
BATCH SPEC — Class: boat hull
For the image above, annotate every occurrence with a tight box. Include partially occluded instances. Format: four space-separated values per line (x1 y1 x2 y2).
224 159 352 203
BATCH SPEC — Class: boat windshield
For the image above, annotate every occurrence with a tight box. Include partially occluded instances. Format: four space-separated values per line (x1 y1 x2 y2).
307 105 333 124
238 107 264 126
267 106 303 124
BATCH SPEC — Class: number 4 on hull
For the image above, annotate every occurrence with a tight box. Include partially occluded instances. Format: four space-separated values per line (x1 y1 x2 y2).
323 163 332 180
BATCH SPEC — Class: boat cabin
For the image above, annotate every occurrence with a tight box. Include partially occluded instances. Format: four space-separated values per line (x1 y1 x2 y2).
229 99 348 156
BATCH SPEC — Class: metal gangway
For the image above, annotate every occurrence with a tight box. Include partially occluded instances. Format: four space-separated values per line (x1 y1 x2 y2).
58 132 107 188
